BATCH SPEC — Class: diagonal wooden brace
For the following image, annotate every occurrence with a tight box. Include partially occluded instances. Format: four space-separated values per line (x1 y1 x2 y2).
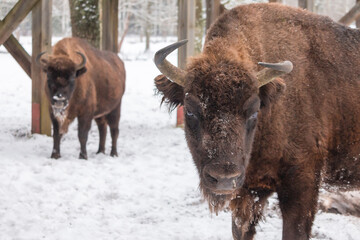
3 33 31 78
0 0 40 46
339 1 360 26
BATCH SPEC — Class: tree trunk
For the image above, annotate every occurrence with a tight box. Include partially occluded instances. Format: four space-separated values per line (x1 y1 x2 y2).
195 0 204 54
144 1 152 51
68 0 100 48
145 27 150 51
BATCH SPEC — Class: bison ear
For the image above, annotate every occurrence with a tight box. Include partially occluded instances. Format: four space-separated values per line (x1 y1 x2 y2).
39 58 48 72
76 67 87 77
154 74 184 111
259 78 286 115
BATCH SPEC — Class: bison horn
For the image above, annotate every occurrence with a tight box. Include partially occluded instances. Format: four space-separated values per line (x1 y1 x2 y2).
154 40 188 87
35 51 47 66
257 61 293 87
75 51 86 70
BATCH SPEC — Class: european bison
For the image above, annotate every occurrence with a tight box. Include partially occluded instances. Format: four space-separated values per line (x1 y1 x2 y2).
154 3 360 240
37 37 126 159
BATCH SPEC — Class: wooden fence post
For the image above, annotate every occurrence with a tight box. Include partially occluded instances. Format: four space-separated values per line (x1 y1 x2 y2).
178 0 187 70
206 0 221 30
31 0 52 135
177 0 195 127
298 0 314 11
298 0 307 9
357 0 360 28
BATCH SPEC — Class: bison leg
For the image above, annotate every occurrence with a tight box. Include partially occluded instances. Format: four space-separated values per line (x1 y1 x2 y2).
50 113 62 159
230 189 273 240
95 117 107 154
106 102 121 157
77 115 92 160
277 167 321 240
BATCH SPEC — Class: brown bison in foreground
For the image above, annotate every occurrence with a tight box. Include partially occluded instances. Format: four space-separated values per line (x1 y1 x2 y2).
154 3 360 240
37 37 125 159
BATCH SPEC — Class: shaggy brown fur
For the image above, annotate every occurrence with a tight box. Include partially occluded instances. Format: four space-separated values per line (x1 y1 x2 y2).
154 3 360 240
154 75 184 110
39 37 126 159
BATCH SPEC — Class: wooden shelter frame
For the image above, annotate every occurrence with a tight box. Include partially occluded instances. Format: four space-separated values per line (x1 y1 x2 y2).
0 0 118 136
1 0 359 130
175 0 360 126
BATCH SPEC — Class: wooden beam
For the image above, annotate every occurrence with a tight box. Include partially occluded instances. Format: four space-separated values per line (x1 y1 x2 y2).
177 0 195 68
177 0 196 127
187 0 195 59
100 0 119 52
339 2 360 26
31 0 52 136
298 0 314 11
206 0 221 30
3 34 31 78
357 0 360 28
298 0 307 9
269 0 281 2
178 0 187 70
0 0 40 45
307 0 314 11
177 0 187 127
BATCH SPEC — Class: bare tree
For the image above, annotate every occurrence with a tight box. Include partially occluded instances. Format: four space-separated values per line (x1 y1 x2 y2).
144 0 152 51
53 0 71 36
195 0 204 54
118 13 131 53
118 0 178 50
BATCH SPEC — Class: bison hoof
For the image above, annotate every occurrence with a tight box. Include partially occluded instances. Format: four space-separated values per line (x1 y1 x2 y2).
51 152 61 159
96 149 105 154
79 152 88 160
110 150 118 157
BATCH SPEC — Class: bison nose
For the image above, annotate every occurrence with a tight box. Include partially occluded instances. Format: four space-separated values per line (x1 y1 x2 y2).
203 163 245 191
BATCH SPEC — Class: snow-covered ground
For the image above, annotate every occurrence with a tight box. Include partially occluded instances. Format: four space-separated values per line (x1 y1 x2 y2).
0 36 359 240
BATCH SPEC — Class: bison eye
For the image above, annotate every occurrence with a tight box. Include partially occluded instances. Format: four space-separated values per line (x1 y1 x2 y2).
185 109 200 138
186 110 196 118
246 111 258 133
249 112 258 120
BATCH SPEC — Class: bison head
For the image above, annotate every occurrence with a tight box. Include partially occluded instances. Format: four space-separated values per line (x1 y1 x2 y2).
154 40 292 212
36 52 87 119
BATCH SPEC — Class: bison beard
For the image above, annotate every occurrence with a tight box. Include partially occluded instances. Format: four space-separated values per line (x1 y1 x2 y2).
154 3 360 240
201 184 232 213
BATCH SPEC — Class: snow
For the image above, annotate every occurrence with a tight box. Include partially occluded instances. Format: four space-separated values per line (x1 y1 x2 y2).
0 36 359 240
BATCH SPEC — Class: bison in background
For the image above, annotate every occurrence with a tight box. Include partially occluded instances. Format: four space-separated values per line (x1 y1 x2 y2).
154 3 360 240
37 37 126 159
